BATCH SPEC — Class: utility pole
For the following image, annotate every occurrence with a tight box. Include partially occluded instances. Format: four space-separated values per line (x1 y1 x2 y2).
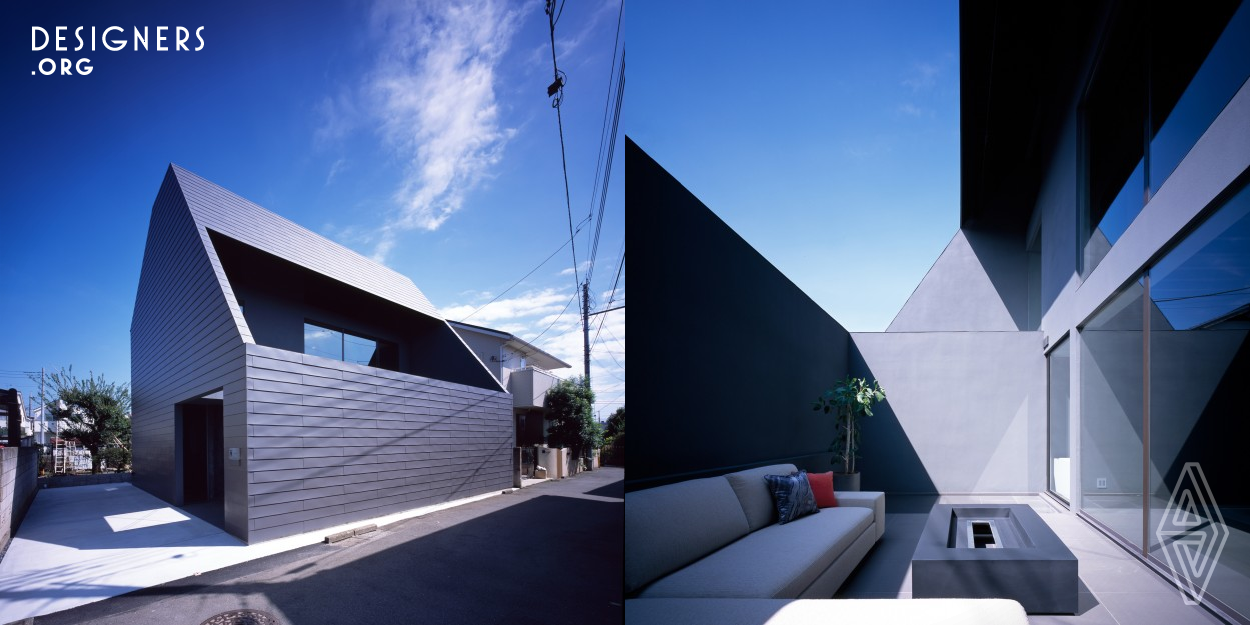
582 281 591 386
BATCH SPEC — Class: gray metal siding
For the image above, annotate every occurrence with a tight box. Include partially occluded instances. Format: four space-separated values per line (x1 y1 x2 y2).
130 167 249 537
244 344 514 543
135 164 513 544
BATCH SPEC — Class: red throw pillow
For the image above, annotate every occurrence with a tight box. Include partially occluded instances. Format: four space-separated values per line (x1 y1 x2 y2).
807 471 838 508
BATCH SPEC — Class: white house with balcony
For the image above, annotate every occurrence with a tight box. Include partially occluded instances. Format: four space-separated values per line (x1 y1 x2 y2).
449 321 573 447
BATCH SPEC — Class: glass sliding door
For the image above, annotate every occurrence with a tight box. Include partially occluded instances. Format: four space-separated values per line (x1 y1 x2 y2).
1048 338 1071 502
1147 183 1250 615
1080 284 1146 549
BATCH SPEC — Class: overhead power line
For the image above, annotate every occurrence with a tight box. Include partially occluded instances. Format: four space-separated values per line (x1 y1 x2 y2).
528 291 579 345
545 0 580 294
456 219 586 324
585 0 625 284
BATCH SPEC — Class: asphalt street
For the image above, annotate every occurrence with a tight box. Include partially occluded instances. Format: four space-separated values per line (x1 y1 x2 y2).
29 467 624 625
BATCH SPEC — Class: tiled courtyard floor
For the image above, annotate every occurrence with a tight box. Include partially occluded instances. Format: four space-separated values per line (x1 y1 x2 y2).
836 494 1229 625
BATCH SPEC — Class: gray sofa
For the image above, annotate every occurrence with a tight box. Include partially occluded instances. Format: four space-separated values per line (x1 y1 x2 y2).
625 463 885 599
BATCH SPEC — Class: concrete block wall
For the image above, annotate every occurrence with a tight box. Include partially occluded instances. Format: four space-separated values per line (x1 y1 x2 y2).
1 448 39 549
244 344 514 542
38 472 132 489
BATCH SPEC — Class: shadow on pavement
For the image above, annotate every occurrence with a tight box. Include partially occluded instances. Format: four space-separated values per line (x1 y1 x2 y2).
39 471 624 625
584 480 624 499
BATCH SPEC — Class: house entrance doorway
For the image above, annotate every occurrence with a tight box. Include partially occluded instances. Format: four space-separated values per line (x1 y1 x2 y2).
177 392 225 527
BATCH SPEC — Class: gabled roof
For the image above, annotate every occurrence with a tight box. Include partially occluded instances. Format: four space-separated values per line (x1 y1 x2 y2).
171 164 440 319
448 320 572 372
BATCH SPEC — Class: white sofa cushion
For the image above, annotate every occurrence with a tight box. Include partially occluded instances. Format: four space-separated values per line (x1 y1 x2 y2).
639 506 873 598
625 476 751 594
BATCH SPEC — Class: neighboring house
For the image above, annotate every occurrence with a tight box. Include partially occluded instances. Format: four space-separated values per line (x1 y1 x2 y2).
634 1 1249 620
448 321 572 446
1 389 27 446
131 165 512 543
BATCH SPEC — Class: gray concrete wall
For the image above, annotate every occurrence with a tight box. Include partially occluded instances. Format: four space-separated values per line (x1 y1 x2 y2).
627 139 852 490
244 344 513 542
887 229 1030 332
0 447 38 550
131 167 249 536
851 331 1045 494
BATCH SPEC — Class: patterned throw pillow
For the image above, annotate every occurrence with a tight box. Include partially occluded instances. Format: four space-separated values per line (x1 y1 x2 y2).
764 470 820 524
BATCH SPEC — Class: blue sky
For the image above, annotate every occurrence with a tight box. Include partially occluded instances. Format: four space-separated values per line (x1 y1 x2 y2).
629 0 960 332
0 0 624 419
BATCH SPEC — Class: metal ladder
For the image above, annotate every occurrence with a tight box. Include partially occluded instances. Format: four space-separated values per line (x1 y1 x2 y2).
53 437 68 474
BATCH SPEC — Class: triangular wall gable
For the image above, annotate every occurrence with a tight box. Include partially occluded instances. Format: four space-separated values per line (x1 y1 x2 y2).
171 165 441 320
886 229 1021 332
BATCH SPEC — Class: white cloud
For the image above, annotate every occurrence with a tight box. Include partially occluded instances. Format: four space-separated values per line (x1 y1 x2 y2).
902 61 940 92
326 158 349 185
559 260 591 276
897 103 925 117
440 288 571 324
600 285 624 302
447 289 624 417
314 89 361 147
366 0 523 261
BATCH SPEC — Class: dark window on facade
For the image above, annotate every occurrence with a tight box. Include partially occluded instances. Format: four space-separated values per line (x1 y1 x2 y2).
1083 0 1245 275
303 321 398 370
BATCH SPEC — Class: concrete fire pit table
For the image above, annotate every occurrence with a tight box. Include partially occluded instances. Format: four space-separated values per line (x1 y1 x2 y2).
911 504 1077 614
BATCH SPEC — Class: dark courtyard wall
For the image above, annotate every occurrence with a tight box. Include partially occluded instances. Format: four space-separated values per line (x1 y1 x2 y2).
627 138 852 490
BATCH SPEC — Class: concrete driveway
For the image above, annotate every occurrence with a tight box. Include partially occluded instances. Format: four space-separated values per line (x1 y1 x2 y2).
3 467 623 625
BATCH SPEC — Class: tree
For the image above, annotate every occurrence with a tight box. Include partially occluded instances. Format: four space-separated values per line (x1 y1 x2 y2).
604 406 625 443
100 414 133 471
812 376 885 475
35 368 131 474
545 376 601 463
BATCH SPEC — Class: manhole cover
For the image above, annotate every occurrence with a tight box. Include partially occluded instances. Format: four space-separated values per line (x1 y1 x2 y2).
200 609 280 625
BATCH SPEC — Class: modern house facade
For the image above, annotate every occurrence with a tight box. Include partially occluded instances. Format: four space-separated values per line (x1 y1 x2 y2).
131 165 513 543
632 0 1248 620
449 321 572 447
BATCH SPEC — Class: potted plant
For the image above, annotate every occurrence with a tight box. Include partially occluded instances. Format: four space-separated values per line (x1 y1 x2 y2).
813 376 886 491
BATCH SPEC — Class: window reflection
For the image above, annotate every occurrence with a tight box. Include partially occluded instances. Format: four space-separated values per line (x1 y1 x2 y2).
304 323 343 361
1149 1 1250 197
1080 284 1145 548
343 333 378 366
303 321 399 371
1083 0 1246 276
1148 182 1250 618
